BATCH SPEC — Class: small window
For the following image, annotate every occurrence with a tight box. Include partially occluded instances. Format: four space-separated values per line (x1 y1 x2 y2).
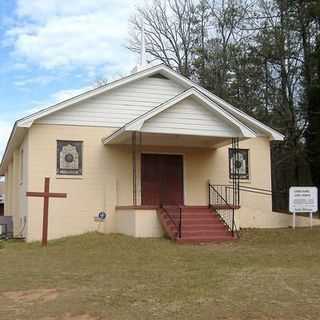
57 140 83 175
20 148 24 184
229 148 249 180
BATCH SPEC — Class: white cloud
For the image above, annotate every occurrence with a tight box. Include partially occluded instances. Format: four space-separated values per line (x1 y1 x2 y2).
22 85 95 116
51 86 94 102
16 0 134 20
6 0 145 73
14 75 57 87
12 63 29 71
1 0 148 160
0 83 95 160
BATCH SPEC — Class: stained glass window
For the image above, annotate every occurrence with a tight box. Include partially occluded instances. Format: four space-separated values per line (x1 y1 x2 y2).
229 148 249 179
57 141 83 175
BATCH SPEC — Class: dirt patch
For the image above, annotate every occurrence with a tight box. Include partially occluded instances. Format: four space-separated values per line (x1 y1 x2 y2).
42 314 100 320
62 316 97 320
3 288 59 304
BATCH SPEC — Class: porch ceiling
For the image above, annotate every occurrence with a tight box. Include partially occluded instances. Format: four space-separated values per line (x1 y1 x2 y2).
104 131 234 148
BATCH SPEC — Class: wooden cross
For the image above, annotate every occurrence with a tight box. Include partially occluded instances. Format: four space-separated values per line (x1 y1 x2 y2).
26 177 67 247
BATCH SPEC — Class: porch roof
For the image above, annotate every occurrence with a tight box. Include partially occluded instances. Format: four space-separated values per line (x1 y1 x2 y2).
103 88 257 147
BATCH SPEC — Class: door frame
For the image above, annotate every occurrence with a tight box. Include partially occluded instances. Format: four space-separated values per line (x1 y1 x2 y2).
140 152 186 206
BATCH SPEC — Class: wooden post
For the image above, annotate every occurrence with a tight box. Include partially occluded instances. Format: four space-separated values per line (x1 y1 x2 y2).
132 132 137 206
42 178 50 246
26 177 67 246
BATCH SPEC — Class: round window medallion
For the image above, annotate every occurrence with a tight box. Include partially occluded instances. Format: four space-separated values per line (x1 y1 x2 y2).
235 160 242 169
65 153 74 163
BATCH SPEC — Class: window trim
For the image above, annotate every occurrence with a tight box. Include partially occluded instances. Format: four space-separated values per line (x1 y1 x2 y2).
56 140 83 176
228 148 249 180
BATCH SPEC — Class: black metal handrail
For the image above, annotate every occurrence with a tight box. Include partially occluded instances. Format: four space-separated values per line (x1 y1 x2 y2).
209 184 239 238
160 204 182 239
211 184 289 213
210 184 240 206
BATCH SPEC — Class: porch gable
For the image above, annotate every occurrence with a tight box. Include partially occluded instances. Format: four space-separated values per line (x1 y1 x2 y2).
103 88 256 145
141 96 240 137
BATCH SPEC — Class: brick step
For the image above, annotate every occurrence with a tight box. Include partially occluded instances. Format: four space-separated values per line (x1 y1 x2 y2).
177 235 235 244
181 230 230 237
158 207 235 244
162 214 221 222
165 210 215 214
163 209 214 214
180 213 217 218
180 218 223 224
181 207 212 211
168 229 230 237
164 206 208 210
167 223 227 231
164 219 224 228
181 214 220 219
182 224 227 231
183 217 221 222
181 210 213 214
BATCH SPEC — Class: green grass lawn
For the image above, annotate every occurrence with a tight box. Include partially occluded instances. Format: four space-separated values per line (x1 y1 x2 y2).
0 228 320 320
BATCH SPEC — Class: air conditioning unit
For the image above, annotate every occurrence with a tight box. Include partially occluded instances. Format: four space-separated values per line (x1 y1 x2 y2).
0 216 13 239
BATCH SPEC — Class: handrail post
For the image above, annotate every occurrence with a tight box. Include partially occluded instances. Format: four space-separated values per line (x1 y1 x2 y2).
208 183 211 208
179 207 182 238
232 208 235 237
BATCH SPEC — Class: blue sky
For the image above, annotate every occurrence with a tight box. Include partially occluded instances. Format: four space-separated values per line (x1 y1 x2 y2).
0 0 144 157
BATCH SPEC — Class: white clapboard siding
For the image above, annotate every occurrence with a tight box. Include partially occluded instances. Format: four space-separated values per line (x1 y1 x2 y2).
36 76 185 127
141 97 240 137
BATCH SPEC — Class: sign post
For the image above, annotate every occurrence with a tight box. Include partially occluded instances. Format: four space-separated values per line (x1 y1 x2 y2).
289 187 318 229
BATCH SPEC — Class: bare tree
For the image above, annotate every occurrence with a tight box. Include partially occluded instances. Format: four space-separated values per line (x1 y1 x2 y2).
194 0 253 97
129 0 198 77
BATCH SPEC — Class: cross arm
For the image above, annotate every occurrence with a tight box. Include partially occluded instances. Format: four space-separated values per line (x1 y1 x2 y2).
26 192 67 198
26 192 45 197
49 193 67 198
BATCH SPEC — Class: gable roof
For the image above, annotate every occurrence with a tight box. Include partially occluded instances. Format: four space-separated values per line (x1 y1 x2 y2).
0 63 284 175
15 63 284 141
17 64 169 128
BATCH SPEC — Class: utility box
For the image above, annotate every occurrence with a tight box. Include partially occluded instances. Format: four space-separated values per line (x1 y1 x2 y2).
0 216 13 239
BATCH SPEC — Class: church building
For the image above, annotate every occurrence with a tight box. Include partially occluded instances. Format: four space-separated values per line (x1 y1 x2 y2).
1 62 318 243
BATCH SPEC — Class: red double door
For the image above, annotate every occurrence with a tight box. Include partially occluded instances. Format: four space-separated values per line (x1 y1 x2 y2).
141 154 184 206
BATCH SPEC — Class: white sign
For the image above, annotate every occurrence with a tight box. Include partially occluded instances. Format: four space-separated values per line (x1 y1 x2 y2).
289 187 318 213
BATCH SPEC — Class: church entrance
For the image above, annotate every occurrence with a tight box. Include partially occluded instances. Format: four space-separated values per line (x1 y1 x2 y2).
141 154 184 206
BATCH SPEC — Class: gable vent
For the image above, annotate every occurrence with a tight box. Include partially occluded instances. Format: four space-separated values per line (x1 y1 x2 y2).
148 73 169 80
